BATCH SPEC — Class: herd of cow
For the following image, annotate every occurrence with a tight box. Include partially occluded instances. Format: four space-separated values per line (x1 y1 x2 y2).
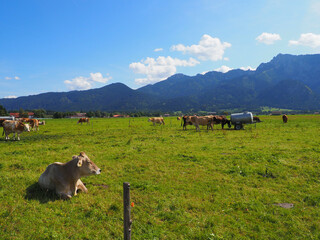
0 114 288 200
0 118 45 141
0 114 288 141
148 115 231 131
148 114 288 131
149 115 237 131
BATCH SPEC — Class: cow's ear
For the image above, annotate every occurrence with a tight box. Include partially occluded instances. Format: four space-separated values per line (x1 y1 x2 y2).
77 158 83 167
79 152 85 157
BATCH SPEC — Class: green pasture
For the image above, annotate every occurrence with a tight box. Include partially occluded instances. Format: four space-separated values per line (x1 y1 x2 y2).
1 115 320 239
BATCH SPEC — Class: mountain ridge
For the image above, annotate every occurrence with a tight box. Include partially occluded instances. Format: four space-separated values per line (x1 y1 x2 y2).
1 53 320 111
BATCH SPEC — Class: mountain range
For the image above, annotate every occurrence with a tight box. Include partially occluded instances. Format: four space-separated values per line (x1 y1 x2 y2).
1 53 320 112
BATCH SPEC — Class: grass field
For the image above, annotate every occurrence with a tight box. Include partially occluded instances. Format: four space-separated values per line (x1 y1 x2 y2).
1 115 320 239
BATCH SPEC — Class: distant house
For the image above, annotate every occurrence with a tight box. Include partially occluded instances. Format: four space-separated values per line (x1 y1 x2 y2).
314 112 320 115
9 113 20 118
9 112 34 118
70 113 87 118
164 114 170 117
271 111 282 115
113 115 129 118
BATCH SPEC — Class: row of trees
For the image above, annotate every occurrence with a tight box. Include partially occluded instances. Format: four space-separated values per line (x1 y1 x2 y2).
2 104 317 118
0 104 7 115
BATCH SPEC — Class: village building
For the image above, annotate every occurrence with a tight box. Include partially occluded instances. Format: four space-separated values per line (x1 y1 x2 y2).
70 113 87 118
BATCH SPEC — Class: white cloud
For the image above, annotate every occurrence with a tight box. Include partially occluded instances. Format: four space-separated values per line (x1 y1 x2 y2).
214 65 233 73
4 76 20 80
171 34 231 61
240 66 256 71
64 72 112 90
256 33 281 45
4 95 17 99
89 72 111 83
154 48 163 52
129 56 199 85
289 33 320 48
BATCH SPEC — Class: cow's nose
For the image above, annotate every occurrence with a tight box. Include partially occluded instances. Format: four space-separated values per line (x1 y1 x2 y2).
97 169 101 174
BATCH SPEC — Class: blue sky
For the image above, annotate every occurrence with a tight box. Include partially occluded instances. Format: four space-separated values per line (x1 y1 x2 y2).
1 0 320 99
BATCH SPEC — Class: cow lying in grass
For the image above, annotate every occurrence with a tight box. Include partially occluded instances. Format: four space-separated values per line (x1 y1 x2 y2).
38 152 101 200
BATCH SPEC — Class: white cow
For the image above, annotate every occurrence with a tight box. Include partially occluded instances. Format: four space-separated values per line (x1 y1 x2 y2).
38 152 101 200
2 120 30 140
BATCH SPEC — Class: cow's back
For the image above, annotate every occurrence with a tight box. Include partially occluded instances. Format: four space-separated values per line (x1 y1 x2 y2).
38 162 64 190
3 121 16 134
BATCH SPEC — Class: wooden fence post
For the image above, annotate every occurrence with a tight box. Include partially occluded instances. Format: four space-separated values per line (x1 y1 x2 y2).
123 182 132 240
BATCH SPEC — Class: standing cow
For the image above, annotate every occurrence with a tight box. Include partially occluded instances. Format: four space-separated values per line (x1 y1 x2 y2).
182 115 193 130
19 118 39 131
186 116 214 132
38 152 101 200
282 114 288 123
77 118 90 124
2 120 30 140
253 116 261 122
148 117 165 126
0 118 7 127
212 115 231 129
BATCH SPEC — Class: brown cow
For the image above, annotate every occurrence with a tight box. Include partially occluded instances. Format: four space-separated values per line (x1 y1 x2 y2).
29 119 39 131
177 117 181 120
0 118 8 127
253 116 261 122
212 115 231 129
2 120 30 140
77 118 90 124
148 117 165 126
38 152 101 200
182 115 193 130
188 116 214 131
282 114 288 123
19 118 39 131
39 120 46 125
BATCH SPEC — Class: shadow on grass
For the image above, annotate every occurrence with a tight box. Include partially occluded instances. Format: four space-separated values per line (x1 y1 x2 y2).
25 182 61 203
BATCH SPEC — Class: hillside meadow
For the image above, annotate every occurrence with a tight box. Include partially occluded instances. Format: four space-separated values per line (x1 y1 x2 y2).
1 115 320 239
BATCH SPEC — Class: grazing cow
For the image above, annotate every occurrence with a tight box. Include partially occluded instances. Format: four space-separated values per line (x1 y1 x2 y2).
38 152 101 200
39 120 46 125
182 115 193 130
282 114 288 123
177 117 181 121
212 115 231 129
253 116 261 122
188 116 214 132
19 118 39 131
77 118 90 124
148 117 165 126
0 118 7 127
29 119 39 131
2 120 30 140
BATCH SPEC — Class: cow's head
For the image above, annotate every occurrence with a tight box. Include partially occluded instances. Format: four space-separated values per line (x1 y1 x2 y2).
74 152 101 176
24 123 31 132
